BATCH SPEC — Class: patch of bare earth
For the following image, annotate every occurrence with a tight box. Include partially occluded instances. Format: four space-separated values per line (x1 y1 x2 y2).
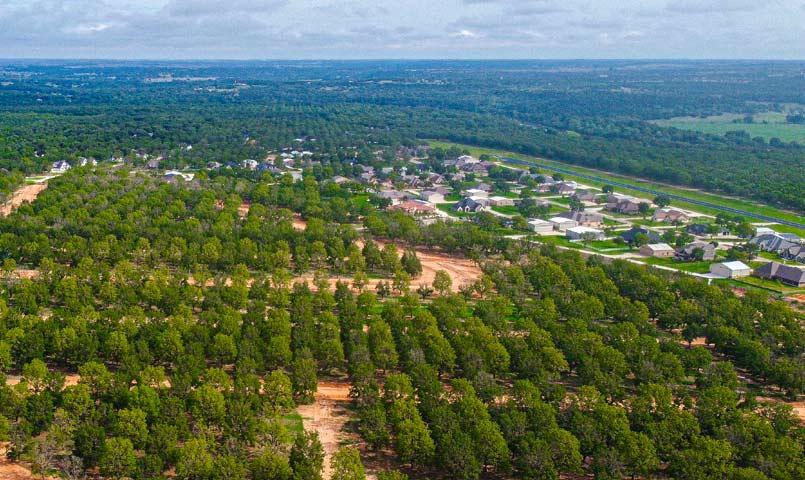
296 380 355 480
292 215 307 231
0 443 58 480
0 183 47 217
757 397 805 425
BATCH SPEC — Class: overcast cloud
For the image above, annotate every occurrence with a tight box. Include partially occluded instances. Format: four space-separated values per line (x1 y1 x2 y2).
0 0 802 59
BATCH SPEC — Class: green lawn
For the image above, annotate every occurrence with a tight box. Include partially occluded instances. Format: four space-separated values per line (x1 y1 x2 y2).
652 112 805 143
602 217 623 226
428 140 804 236
642 256 715 274
445 193 461 201
716 276 805 296
491 205 520 215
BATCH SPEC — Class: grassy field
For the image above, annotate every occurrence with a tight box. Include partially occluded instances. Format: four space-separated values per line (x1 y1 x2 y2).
428 140 804 237
642 256 715 274
652 111 805 143
717 276 805 296
491 205 519 215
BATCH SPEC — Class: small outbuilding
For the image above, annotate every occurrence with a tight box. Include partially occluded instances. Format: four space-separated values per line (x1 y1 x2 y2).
710 261 751 278
528 218 554 234
548 216 578 231
566 226 605 241
639 243 676 258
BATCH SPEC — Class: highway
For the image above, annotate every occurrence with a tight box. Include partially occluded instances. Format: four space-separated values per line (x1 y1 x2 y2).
499 156 805 229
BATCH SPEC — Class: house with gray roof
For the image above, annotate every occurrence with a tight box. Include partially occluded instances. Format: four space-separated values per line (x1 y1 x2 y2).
754 262 805 287
676 241 717 261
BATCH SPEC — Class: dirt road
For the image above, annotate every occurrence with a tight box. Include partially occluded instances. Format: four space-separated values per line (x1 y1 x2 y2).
296 380 354 480
0 183 47 217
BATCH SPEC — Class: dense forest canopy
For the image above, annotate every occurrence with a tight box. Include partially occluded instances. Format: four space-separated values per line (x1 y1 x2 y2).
0 60 804 210
0 167 802 479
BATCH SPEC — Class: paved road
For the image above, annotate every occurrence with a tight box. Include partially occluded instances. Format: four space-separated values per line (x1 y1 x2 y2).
499 156 804 229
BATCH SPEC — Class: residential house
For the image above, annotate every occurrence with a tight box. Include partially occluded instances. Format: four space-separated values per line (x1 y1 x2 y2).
620 226 662 244
686 223 731 237
78 157 97 167
557 211 604 227
403 175 424 188
754 262 805 287
652 208 690 224
332 176 351 184
528 218 554 234
146 158 161 169
782 244 805 263
389 200 436 216
206 161 222 169
710 261 751 278
556 181 578 196
164 170 195 182
50 161 71 174
454 197 486 213
572 190 599 203
473 182 493 192
750 233 802 255
640 243 676 258
606 194 642 214
566 226 605 241
420 190 445 203
549 216 578 231
433 186 452 196
463 188 489 198
426 173 445 185
754 227 775 236
241 159 258 170
377 190 410 205
456 155 478 166
676 241 717 261
487 196 515 207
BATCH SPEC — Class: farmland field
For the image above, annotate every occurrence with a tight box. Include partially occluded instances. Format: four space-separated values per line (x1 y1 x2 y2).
653 111 805 143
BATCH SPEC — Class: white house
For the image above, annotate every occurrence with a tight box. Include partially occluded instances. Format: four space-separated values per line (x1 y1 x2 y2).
487 196 515 207
164 170 195 182
710 261 751 278
242 159 258 170
50 161 71 174
463 188 488 198
566 226 605 241
528 218 554 234
420 190 445 203
548 216 578 231
78 157 97 167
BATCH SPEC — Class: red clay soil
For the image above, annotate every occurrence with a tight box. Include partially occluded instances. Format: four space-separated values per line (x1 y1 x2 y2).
0 184 47 217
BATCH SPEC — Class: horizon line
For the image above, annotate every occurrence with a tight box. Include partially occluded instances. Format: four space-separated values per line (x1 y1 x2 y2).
2 57 805 63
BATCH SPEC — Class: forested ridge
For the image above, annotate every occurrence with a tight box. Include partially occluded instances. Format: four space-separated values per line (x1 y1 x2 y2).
0 167 801 479
0 60 804 210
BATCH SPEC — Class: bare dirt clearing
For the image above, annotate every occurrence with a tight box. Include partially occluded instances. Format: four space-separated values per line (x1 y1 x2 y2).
292 215 307 231
0 443 57 480
0 183 47 217
296 380 354 480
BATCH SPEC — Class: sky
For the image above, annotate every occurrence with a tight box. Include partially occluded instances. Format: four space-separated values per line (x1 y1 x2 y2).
1 0 804 60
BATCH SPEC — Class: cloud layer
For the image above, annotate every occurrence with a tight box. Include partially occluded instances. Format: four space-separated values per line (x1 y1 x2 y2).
0 0 802 59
